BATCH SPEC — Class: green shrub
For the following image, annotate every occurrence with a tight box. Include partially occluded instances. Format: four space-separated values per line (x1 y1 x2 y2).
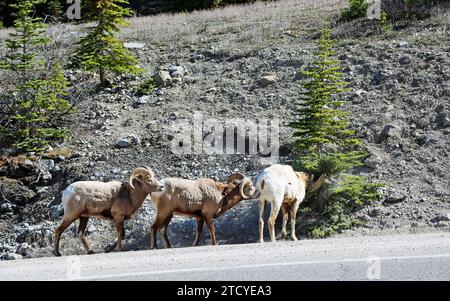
308 175 383 238
137 77 156 95
341 0 369 21
380 10 393 34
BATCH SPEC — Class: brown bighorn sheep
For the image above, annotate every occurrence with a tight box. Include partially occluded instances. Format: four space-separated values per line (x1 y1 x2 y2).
150 173 259 248
256 164 326 243
52 166 163 256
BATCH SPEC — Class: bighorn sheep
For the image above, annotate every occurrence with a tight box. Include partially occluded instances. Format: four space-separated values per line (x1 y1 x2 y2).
150 173 259 248
256 164 325 243
53 166 163 256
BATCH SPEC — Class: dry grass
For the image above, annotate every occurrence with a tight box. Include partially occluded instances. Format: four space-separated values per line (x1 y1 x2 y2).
0 0 347 65
123 0 347 49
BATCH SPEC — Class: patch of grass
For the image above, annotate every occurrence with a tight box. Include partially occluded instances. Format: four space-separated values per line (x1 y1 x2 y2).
136 77 156 95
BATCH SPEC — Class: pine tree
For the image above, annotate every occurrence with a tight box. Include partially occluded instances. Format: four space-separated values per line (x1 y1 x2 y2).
0 0 71 152
290 27 382 237
290 27 365 176
69 0 141 87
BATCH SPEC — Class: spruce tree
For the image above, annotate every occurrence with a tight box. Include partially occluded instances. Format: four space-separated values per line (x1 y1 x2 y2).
290 27 382 237
69 0 141 87
0 0 71 152
290 27 365 176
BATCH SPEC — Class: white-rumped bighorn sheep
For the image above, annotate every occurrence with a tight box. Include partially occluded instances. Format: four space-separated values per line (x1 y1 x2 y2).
256 164 325 243
150 173 259 248
52 166 163 256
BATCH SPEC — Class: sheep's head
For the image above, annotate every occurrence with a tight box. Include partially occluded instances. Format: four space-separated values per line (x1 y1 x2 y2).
129 166 164 193
296 172 326 194
226 173 259 200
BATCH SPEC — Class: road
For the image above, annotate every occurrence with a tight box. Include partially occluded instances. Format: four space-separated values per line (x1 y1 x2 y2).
0 232 449 281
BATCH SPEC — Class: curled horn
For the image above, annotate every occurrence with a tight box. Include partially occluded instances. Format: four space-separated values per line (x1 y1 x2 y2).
129 167 150 189
226 172 245 184
141 165 154 176
239 177 255 199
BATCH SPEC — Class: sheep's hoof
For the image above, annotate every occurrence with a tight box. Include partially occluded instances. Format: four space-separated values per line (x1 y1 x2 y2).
87 250 95 255
104 245 114 253
291 237 298 241
52 250 61 257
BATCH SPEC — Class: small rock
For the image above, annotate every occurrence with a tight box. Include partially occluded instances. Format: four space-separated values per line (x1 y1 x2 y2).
380 124 402 140
42 173 52 181
431 213 450 223
154 70 172 87
129 134 141 145
36 187 49 194
115 138 132 149
50 204 64 219
169 66 184 78
437 111 450 128
95 154 108 162
16 243 29 256
383 193 407 205
0 203 13 214
435 221 449 228
372 69 390 85
364 156 383 169
4 253 22 260
37 159 55 173
23 160 34 168
124 42 145 49
134 96 149 106
260 75 278 87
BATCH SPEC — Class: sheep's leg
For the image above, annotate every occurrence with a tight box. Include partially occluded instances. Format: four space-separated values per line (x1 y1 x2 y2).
205 217 217 245
280 205 289 239
53 216 78 257
113 218 125 252
150 216 164 249
192 217 204 246
160 215 173 248
258 199 266 243
290 202 300 241
78 217 94 254
268 201 281 242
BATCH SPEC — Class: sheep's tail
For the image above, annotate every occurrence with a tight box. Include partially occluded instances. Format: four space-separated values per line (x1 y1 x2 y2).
61 184 76 213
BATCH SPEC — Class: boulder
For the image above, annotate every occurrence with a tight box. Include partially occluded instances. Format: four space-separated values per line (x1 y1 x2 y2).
260 75 278 87
154 70 172 87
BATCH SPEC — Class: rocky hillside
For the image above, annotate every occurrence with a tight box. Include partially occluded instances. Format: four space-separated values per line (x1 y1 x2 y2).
1 0 449 260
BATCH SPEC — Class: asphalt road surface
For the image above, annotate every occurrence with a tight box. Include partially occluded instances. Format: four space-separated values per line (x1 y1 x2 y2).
1 232 449 281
